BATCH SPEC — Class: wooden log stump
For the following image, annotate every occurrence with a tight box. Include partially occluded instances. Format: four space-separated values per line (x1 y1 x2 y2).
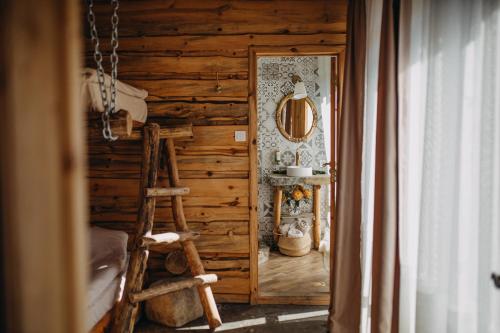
144 280 203 328
165 250 189 275
88 110 133 140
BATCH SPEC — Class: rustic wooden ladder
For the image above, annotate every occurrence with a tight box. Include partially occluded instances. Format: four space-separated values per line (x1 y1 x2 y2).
111 123 222 333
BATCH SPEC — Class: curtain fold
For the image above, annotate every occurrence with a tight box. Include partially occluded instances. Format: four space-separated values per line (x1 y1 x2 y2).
331 0 499 331
370 0 400 332
398 0 500 332
329 0 401 331
328 0 366 331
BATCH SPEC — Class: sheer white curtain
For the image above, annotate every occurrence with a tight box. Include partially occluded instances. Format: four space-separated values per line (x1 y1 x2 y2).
360 0 384 331
399 0 500 332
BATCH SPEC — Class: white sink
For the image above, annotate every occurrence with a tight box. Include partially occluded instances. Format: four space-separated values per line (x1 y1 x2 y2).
286 166 313 177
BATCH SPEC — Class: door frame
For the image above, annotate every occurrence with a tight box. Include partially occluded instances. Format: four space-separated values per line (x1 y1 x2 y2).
248 45 345 305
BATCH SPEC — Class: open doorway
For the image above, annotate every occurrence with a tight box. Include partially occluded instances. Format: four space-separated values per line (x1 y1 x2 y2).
249 47 343 305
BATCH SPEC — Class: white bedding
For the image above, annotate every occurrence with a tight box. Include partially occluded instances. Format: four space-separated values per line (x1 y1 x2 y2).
82 68 148 123
88 227 129 330
87 272 126 331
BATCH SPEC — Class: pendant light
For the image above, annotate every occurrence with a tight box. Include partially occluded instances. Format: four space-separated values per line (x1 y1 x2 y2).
292 74 307 100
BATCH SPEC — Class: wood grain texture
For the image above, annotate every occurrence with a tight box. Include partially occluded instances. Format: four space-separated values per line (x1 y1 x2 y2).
148 102 248 125
164 250 189 275
86 33 346 57
87 110 133 139
124 78 248 101
90 55 248 77
89 178 249 198
90 206 249 223
214 294 250 304
258 251 329 304
129 274 218 303
85 0 346 300
2 1 87 332
112 124 161 333
90 0 347 36
247 46 259 304
255 295 330 306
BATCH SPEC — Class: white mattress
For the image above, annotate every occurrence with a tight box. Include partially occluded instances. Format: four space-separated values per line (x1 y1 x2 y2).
87 227 129 330
87 272 126 331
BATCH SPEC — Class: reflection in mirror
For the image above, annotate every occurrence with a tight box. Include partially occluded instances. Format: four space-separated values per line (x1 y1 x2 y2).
276 94 318 142
281 98 314 137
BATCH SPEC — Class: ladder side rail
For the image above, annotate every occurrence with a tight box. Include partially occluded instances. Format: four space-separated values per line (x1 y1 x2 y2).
111 123 161 333
164 138 222 329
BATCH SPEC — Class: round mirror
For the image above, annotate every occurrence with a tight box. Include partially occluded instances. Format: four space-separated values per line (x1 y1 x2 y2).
276 93 318 142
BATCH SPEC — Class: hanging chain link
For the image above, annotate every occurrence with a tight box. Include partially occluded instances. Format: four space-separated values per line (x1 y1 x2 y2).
87 0 120 141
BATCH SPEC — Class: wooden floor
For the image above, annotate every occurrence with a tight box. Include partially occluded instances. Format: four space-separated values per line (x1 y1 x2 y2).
258 250 329 297
135 252 330 332
136 304 329 333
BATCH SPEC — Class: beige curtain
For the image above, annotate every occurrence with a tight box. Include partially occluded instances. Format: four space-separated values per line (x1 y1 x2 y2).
328 0 366 331
370 0 400 332
329 0 400 331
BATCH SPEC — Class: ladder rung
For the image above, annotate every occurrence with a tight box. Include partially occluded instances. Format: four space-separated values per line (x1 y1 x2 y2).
145 187 190 197
129 274 218 303
139 231 200 247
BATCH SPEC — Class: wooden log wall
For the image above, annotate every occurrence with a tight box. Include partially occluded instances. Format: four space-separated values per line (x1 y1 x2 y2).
85 0 347 303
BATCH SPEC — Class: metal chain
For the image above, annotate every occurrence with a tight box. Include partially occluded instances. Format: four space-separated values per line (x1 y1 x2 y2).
109 0 119 117
87 0 119 141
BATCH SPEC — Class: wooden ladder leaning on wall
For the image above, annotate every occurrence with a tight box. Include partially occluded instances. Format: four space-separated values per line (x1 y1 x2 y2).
110 123 222 333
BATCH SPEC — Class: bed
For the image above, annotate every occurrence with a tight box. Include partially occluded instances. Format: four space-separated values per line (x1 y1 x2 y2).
88 227 129 332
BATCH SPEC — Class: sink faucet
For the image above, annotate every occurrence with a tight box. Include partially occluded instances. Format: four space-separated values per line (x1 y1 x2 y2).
296 148 301 166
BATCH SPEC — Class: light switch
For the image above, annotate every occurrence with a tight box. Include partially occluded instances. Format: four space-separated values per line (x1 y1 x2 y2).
235 130 247 142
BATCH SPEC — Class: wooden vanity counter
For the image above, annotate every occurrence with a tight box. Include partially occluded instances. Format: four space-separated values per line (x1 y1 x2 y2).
268 174 330 249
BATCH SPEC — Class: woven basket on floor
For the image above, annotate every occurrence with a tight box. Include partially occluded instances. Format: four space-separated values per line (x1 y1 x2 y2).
277 232 311 257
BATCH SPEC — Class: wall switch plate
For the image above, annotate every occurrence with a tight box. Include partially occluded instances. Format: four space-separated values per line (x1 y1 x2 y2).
235 130 247 142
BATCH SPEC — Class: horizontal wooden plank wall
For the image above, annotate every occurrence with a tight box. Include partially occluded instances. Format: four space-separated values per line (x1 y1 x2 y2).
85 0 347 303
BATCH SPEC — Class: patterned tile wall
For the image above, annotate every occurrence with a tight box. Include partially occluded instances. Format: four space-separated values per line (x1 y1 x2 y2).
257 56 331 246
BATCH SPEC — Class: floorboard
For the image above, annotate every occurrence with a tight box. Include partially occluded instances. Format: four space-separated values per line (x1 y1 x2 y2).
136 251 331 332
135 304 329 333
259 250 329 296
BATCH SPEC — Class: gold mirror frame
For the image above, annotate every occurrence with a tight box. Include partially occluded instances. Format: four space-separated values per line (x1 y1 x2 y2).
275 93 318 143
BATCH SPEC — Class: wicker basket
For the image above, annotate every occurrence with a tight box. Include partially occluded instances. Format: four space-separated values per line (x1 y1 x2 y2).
277 233 311 257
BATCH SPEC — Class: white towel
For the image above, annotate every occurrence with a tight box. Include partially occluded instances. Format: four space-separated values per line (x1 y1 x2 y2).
295 219 311 233
319 229 330 272
279 223 291 236
287 228 304 238
82 68 148 123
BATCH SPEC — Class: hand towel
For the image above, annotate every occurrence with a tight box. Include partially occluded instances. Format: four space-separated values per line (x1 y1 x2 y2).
287 228 304 238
